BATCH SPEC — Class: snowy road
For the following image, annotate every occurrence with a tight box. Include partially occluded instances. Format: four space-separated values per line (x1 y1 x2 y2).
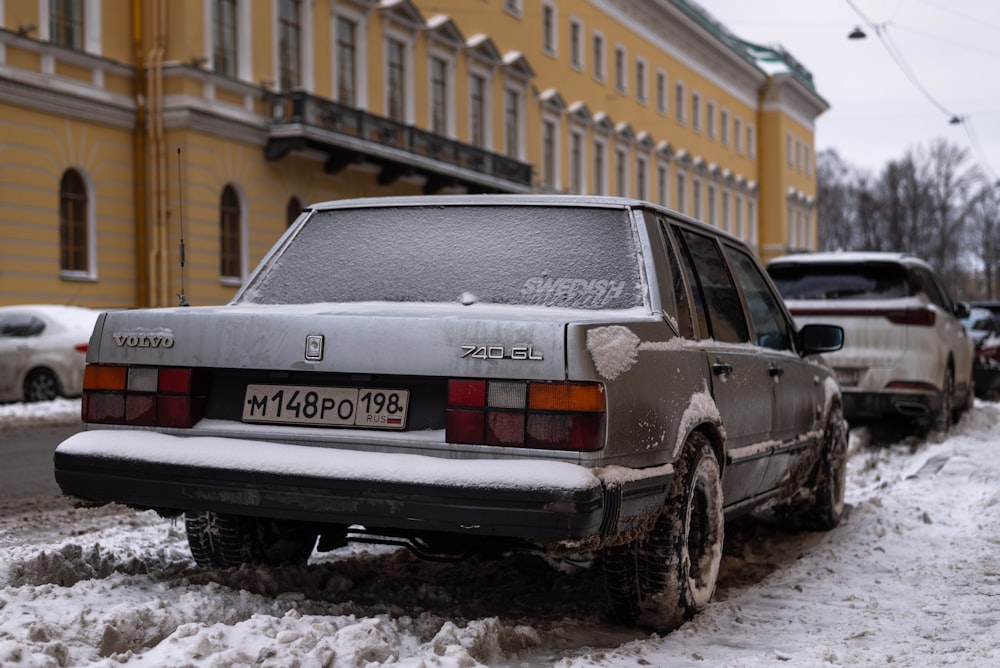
0 399 998 666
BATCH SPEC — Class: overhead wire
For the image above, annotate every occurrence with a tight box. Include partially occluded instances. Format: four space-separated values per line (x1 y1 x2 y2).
844 0 998 181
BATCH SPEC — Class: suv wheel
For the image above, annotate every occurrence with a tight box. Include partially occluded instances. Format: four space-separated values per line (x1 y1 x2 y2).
185 511 317 568
929 368 955 437
603 433 724 632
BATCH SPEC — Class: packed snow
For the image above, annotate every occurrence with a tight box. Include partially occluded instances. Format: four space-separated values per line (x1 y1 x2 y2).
1 398 998 666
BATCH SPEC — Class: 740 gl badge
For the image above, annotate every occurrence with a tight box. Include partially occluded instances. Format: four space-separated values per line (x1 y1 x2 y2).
461 345 544 361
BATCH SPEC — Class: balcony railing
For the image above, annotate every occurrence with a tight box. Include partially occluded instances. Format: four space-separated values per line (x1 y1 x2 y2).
265 91 532 192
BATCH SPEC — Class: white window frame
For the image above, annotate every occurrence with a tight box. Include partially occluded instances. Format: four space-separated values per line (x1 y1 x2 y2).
636 154 648 201
467 64 493 150
502 81 527 160
656 69 667 115
692 176 702 220
706 100 715 139
504 0 523 18
570 127 587 194
675 82 686 124
593 135 608 195
691 91 701 132
427 45 456 137
541 1 557 56
656 160 669 207
734 117 743 153
541 114 562 191
635 56 647 103
592 30 605 82
676 170 687 215
332 4 368 107
747 124 756 158
614 44 627 93
720 108 729 146
615 145 628 197
569 16 584 70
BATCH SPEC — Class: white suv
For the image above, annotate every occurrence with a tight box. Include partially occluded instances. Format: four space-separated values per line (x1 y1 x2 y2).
768 252 974 434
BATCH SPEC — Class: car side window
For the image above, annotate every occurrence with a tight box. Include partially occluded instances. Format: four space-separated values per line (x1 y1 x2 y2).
911 266 951 312
0 315 44 338
725 245 794 351
674 227 750 344
655 217 695 339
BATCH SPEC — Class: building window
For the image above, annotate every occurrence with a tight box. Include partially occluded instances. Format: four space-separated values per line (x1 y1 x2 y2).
469 73 487 148
796 139 803 171
676 171 686 214
805 146 812 176
721 190 730 233
542 2 556 55
430 56 448 134
706 100 715 139
656 70 666 114
635 58 647 103
787 133 794 167
747 199 757 245
615 147 627 197
747 124 756 158
213 0 237 77
542 119 557 189
278 0 301 90
675 83 686 123
49 0 84 50
693 178 702 220
691 92 701 131
286 196 303 228
569 18 583 69
734 117 742 153
593 139 606 195
636 155 647 201
220 185 242 280
720 109 729 146
657 163 668 207
59 168 89 274
335 16 357 105
504 0 523 17
504 88 520 158
386 38 406 121
614 45 626 93
592 32 605 81
735 194 744 239
570 130 584 194
707 184 716 226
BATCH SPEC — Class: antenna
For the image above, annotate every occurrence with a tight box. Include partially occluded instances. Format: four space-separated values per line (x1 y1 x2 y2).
176 147 190 306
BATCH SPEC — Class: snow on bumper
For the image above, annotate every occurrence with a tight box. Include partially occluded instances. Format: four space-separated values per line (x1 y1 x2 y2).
54 430 673 543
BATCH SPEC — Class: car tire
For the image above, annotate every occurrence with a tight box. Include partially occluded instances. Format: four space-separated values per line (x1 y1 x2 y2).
930 367 955 436
603 432 724 632
185 511 317 568
24 368 59 402
788 404 848 531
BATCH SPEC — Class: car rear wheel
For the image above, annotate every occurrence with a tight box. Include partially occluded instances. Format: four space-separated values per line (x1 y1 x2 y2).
24 368 59 402
929 367 954 437
185 511 318 568
603 432 724 632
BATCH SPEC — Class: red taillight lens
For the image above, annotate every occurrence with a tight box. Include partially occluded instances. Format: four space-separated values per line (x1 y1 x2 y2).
886 308 935 326
445 379 606 451
81 364 207 428
74 343 88 353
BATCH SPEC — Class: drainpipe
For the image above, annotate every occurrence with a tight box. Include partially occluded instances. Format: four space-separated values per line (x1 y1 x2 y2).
147 0 168 307
132 0 148 307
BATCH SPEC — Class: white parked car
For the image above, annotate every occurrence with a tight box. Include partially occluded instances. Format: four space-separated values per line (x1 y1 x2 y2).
768 252 975 434
0 304 100 403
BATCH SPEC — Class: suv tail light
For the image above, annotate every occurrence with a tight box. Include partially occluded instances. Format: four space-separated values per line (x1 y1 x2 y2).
789 306 936 327
81 364 209 428
446 379 606 451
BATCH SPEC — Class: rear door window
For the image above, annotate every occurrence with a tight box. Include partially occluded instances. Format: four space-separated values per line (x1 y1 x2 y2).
725 246 794 351
674 227 749 344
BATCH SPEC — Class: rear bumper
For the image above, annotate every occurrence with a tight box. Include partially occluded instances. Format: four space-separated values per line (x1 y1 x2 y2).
842 388 939 421
54 430 672 544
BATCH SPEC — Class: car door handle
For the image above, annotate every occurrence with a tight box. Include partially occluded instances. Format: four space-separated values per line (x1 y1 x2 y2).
769 364 784 377
712 358 733 376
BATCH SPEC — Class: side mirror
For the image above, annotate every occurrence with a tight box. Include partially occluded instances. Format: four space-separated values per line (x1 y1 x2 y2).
799 323 844 356
954 301 971 319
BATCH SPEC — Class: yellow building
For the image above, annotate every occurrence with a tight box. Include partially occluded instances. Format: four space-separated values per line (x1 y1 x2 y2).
0 0 827 309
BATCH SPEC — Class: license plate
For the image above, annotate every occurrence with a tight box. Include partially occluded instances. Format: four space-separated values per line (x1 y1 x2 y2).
834 368 859 387
242 384 409 430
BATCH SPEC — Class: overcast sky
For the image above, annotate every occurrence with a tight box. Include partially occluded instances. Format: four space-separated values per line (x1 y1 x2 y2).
692 0 1000 181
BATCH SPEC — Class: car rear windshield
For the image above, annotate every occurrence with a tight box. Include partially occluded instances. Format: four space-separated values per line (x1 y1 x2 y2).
239 204 646 310
768 262 913 301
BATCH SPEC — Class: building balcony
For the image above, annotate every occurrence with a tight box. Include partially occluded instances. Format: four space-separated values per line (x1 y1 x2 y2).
264 90 533 194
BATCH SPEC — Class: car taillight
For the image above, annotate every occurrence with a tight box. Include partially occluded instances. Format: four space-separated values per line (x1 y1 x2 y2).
82 364 209 428
789 306 936 327
885 308 935 326
445 379 606 451
74 343 88 353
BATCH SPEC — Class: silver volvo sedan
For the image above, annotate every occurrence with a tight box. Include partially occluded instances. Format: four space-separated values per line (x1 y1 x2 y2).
55 195 845 632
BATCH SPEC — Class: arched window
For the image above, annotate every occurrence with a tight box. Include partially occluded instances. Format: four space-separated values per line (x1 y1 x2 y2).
286 196 303 228
220 185 242 279
59 168 89 273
